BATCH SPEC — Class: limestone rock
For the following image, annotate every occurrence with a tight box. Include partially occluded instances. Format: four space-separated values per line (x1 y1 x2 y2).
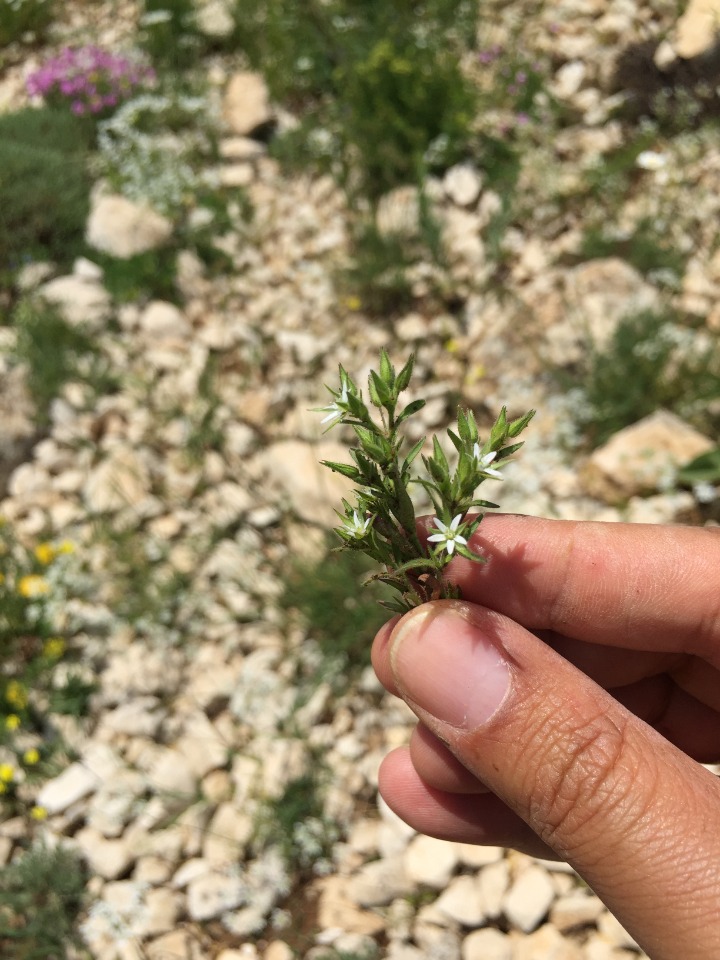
403 834 459 889
187 871 247 921
512 923 583 959
196 0 235 37
75 826 135 880
550 893 605 932
347 855 414 907
86 193 173 258
502 864 555 933
461 927 512 960
139 301 190 340
376 185 421 237
434 874 486 926
0 366 36 499
36 761 99 814
223 71 272 135
253 440 355 527
202 802 253 865
84 445 152 513
673 0 720 58
444 164 483 207
39 274 112 328
581 410 714 503
315 876 386 936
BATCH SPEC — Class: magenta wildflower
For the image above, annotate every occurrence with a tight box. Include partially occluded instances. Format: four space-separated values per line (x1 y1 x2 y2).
25 45 154 118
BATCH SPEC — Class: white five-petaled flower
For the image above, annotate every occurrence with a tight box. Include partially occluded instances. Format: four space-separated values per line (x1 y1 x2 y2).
472 444 504 480
427 514 468 556
342 511 372 539
319 384 349 425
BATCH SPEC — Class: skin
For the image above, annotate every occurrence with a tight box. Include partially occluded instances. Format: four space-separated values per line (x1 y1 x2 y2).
371 514 720 960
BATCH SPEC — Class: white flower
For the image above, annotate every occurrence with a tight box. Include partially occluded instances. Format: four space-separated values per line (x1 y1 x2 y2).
693 481 717 504
342 511 372 539
427 514 468 556
319 384 349 425
472 445 504 480
636 150 667 172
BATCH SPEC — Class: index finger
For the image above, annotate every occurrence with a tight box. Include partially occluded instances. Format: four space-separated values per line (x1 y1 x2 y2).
435 514 720 663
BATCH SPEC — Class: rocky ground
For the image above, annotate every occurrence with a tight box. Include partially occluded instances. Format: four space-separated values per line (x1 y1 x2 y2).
1 1 720 958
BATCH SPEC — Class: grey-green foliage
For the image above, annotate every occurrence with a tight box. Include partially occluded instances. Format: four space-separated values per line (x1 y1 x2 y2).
0 0 55 46
0 108 92 274
12 298 109 426
0 841 87 960
570 309 720 448
237 0 479 198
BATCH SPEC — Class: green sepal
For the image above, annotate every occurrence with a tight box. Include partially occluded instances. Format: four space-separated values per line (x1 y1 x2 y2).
455 544 487 563
379 349 395 388
402 436 426 475
396 398 426 424
508 409 535 437
395 354 415 392
369 370 392 407
321 459 361 480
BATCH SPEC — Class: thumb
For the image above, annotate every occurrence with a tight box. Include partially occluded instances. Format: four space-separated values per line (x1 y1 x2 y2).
388 600 720 960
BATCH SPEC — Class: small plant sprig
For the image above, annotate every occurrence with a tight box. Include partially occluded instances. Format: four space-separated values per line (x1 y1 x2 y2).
318 351 534 613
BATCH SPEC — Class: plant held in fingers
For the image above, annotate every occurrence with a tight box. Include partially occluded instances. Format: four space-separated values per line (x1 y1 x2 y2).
317 351 533 612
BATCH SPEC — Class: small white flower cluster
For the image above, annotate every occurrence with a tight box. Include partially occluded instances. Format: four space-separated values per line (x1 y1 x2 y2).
97 92 220 215
80 881 149 949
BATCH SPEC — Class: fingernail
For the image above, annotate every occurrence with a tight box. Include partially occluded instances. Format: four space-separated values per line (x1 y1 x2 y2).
390 604 510 729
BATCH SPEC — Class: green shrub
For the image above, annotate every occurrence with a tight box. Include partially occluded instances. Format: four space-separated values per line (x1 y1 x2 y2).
256 769 340 871
336 37 476 199
569 309 720 448
12 298 104 425
235 0 478 197
0 0 55 47
0 109 91 271
281 544 389 681
0 841 87 960
138 0 208 69
578 218 687 285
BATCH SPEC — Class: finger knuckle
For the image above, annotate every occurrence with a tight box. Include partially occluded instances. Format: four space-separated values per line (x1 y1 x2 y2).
526 710 644 859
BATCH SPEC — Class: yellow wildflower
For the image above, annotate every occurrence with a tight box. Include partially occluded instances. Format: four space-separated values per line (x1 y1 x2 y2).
344 295 362 311
30 805 48 820
5 714 20 731
0 783 6 795
43 638 66 659
34 543 56 565
57 540 75 555
445 338 460 354
23 749 40 766
0 763 15 783
6 681 28 710
17 575 50 598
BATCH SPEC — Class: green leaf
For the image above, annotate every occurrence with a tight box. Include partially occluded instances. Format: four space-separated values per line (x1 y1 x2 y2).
508 409 536 438
402 436 426 474
368 374 383 408
379 349 395 387
431 435 449 474
321 460 360 480
396 398 426 424
455 544 487 563
496 441 524 460
447 428 463 453
677 447 720 485
370 369 392 406
395 353 415 392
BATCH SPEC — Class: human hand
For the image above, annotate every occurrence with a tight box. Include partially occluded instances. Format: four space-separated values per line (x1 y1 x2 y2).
371 515 720 960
